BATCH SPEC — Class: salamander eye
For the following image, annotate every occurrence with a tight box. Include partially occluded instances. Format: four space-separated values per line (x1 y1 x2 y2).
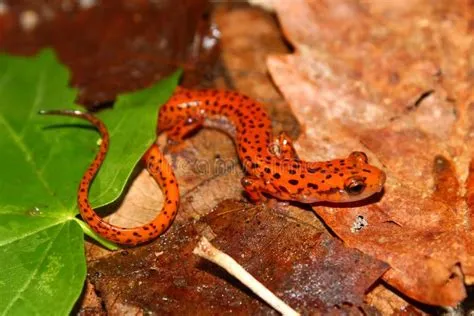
344 177 366 195
349 151 368 164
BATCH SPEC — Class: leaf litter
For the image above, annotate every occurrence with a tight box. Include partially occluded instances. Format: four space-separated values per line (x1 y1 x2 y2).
90 200 388 314
266 0 474 306
1 0 463 313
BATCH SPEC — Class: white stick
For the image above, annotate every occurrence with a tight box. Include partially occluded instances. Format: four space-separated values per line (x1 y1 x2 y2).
193 236 300 316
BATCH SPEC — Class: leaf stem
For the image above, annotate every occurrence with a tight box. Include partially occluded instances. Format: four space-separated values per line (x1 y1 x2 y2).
73 218 118 250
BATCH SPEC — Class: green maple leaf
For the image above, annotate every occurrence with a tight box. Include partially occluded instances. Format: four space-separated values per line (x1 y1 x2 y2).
0 49 180 315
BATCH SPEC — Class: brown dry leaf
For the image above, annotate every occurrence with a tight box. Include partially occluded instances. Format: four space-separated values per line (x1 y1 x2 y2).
266 0 474 306
89 200 388 314
365 284 425 316
77 281 105 315
0 0 217 107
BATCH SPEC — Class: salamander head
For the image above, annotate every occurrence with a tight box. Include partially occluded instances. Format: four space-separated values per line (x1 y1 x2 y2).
302 151 386 203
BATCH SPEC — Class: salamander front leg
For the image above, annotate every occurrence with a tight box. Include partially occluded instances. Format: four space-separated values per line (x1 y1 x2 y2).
269 132 299 160
241 176 290 209
241 176 269 203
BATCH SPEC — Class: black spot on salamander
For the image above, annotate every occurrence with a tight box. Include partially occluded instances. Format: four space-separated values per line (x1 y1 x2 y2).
362 169 372 173
133 232 142 237
289 179 299 185
339 173 344 177
307 183 319 190
251 163 260 169
307 167 322 173
279 185 289 193
289 170 296 175
325 174 332 179
264 167 271 174
273 173 281 179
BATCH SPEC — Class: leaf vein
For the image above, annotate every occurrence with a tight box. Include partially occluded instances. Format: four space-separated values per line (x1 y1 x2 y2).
1 223 64 316
0 218 69 248
0 114 66 209
19 69 47 137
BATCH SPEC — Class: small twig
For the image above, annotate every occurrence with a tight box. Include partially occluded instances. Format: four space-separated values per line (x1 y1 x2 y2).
193 236 300 316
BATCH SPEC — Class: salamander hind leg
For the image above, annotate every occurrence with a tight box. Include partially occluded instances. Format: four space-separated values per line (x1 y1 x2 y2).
163 116 204 152
269 132 299 160
241 176 291 210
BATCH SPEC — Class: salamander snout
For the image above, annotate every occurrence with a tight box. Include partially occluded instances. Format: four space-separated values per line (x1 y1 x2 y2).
341 151 386 201
301 151 386 203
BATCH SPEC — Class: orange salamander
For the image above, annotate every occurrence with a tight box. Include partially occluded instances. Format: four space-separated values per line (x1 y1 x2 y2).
39 110 179 245
159 87 386 204
40 88 386 245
